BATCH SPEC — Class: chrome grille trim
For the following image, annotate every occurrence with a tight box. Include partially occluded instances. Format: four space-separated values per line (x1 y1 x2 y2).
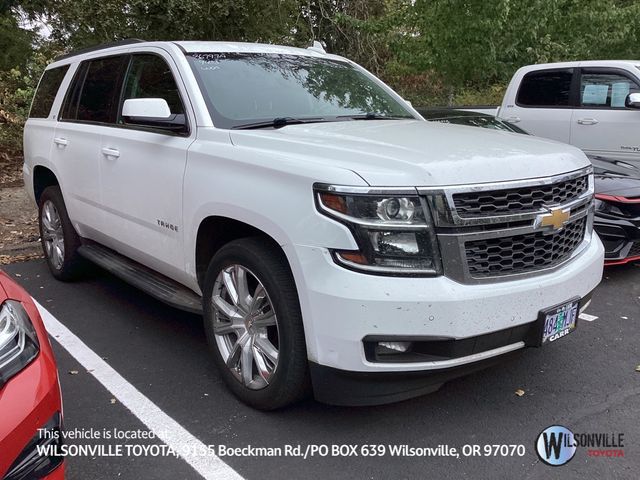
453 175 588 218
418 166 595 284
419 166 594 228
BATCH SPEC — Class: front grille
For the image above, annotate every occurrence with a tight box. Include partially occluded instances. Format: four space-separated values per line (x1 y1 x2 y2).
453 175 589 218
629 242 640 258
465 217 587 278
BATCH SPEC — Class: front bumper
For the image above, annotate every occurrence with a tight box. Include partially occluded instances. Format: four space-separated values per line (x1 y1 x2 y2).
309 294 594 406
310 352 521 406
594 214 640 265
293 236 604 403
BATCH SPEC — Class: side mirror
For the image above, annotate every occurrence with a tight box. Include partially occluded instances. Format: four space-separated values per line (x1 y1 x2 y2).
122 98 187 133
122 98 171 118
625 93 640 109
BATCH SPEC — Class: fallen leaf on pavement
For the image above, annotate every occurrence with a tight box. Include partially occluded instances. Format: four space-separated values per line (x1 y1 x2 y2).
110 398 117 404
515 389 525 397
68 370 79 375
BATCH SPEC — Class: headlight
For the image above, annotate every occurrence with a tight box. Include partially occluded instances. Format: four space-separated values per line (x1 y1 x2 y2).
0 300 40 387
314 185 442 275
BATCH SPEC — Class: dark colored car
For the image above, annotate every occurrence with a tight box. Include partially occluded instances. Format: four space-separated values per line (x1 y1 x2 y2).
419 108 640 265
589 156 640 265
0 271 65 480
418 108 529 134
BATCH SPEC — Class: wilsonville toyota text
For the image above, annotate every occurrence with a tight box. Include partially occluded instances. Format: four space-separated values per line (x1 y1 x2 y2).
23 40 604 409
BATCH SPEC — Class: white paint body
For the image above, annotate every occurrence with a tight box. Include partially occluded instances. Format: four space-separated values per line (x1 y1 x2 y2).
24 42 604 374
499 60 640 164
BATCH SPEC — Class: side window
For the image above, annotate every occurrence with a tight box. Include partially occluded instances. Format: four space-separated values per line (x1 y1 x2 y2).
516 69 574 107
579 70 640 108
120 54 185 118
59 62 88 121
75 55 128 123
29 65 70 118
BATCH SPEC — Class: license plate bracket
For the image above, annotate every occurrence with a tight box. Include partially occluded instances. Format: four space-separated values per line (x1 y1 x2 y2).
531 297 580 346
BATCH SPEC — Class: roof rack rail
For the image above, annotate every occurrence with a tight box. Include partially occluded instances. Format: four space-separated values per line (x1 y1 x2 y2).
55 39 146 61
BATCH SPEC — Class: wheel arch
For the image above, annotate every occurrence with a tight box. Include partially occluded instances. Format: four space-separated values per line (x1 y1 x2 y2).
32 165 60 205
193 215 297 292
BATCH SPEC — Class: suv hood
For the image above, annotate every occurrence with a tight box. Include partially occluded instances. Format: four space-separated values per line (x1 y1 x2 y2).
230 120 590 186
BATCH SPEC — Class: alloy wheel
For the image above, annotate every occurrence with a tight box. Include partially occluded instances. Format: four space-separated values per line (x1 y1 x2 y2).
41 200 65 270
211 264 280 390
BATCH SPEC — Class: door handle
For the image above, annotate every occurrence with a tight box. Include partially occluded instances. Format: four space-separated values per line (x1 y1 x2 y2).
505 116 521 123
53 137 68 147
101 147 120 158
577 118 599 125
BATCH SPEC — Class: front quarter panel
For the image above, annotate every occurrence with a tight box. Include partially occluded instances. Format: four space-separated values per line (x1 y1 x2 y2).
183 128 366 290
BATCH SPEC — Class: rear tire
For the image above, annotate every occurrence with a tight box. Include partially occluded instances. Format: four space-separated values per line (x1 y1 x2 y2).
203 237 310 410
38 186 85 281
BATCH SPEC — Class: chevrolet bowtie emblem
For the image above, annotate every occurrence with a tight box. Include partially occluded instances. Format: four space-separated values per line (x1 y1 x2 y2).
537 208 571 230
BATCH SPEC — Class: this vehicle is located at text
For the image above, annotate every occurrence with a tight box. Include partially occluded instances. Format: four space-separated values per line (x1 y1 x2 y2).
24 40 604 408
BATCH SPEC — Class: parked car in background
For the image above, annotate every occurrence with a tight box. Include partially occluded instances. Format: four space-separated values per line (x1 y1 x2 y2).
0 271 64 480
498 61 640 164
421 108 640 266
590 156 640 265
418 108 528 133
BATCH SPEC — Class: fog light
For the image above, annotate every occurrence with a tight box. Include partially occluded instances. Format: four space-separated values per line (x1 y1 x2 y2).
377 341 412 353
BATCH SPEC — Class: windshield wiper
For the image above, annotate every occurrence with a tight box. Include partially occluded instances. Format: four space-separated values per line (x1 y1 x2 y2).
232 117 328 129
338 112 414 121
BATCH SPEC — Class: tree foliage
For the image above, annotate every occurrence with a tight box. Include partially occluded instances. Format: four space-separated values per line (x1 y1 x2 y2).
2 0 640 155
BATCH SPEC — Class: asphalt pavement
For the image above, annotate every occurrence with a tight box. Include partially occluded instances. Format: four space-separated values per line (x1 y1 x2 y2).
3 259 639 480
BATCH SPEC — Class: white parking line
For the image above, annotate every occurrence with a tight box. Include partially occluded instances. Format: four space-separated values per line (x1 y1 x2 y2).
579 313 598 322
34 300 244 480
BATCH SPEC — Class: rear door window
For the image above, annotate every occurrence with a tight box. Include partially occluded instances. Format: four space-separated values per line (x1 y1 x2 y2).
72 55 128 124
29 65 70 118
579 70 640 108
516 69 574 107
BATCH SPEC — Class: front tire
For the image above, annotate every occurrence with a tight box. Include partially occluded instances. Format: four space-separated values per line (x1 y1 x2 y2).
203 237 310 410
38 186 84 281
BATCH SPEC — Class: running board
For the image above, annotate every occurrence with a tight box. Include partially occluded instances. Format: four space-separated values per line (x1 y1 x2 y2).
78 244 203 314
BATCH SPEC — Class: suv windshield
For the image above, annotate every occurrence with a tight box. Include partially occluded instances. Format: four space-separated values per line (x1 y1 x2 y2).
186 52 415 129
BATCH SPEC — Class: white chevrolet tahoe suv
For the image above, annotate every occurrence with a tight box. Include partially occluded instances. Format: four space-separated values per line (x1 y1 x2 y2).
499 60 640 164
24 40 604 409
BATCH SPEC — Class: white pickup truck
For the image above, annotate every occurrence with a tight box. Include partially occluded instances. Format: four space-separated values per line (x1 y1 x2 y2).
24 40 604 409
498 60 640 163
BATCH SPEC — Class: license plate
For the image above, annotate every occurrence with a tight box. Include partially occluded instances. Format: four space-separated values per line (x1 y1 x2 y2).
541 300 579 344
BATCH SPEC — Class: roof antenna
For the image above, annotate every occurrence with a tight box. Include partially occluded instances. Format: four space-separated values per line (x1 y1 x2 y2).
307 40 326 54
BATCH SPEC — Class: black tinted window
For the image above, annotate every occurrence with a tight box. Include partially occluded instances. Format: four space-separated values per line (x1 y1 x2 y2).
29 66 69 118
517 69 573 107
76 56 127 123
121 54 184 116
59 62 88 121
580 71 640 108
